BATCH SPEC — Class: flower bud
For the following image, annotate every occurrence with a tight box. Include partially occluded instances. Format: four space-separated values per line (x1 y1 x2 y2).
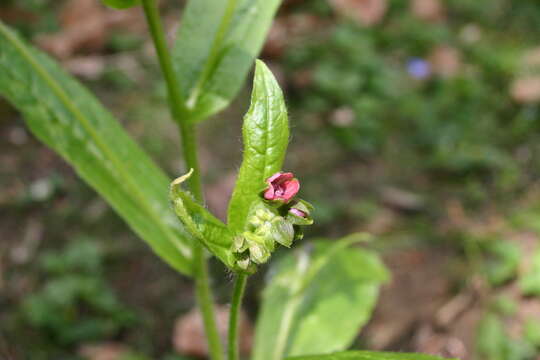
248 241 270 264
231 181 314 272
289 208 307 217
232 236 248 253
236 255 251 271
256 208 273 221
249 206 277 228
287 199 314 226
270 218 294 247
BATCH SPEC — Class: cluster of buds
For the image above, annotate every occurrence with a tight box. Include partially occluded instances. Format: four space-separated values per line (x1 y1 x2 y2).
232 172 313 271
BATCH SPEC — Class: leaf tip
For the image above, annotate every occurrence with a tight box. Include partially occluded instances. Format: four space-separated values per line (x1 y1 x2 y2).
254 59 275 83
171 168 194 188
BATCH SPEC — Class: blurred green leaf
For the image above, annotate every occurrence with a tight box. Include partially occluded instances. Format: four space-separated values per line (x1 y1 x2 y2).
227 61 289 234
101 0 139 10
286 351 456 360
118 353 152 360
524 320 540 348
22 239 136 345
41 238 102 275
253 237 389 360
23 275 134 344
170 170 235 269
476 312 536 360
489 295 517 316
476 313 507 360
482 240 520 286
0 22 193 276
519 248 540 296
173 0 281 122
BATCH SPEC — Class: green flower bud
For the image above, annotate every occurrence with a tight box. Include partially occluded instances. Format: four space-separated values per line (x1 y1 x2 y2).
229 200 314 272
270 217 294 247
256 208 274 221
249 205 277 228
236 254 251 271
232 235 248 253
249 242 270 264
286 199 314 225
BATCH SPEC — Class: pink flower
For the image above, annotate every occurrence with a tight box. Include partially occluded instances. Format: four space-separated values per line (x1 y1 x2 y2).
263 172 299 203
289 208 307 217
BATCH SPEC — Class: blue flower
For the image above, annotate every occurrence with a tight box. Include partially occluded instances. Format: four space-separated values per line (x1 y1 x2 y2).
407 58 431 79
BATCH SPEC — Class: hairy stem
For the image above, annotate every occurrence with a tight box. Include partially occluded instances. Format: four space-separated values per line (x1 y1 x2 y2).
178 121 203 200
193 240 224 360
228 273 248 360
141 1 223 359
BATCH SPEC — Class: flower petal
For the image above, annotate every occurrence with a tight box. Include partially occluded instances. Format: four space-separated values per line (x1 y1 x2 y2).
289 208 307 217
282 178 300 202
263 186 275 200
275 172 294 183
267 172 285 184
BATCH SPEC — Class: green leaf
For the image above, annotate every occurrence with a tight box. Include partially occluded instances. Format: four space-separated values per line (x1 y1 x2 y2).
170 170 236 269
227 60 289 235
173 0 281 122
482 240 520 286
286 351 457 360
101 0 140 10
519 248 540 296
476 313 507 360
524 319 540 348
0 22 193 276
253 237 389 360
476 312 536 360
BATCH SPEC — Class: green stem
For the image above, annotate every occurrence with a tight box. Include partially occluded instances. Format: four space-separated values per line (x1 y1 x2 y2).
193 240 224 360
228 273 248 360
140 1 223 359
178 121 204 201
140 0 185 115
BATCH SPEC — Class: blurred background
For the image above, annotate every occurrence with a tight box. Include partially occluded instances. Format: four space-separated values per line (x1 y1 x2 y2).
3 0 540 359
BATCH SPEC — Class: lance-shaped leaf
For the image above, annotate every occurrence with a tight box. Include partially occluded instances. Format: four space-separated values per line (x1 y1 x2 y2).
227 60 289 234
173 0 281 122
286 351 457 360
253 237 390 360
0 22 193 275
170 170 236 269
